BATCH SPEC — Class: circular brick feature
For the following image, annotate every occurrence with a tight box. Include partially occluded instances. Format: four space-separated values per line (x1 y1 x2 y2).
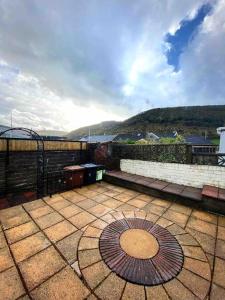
99 218 184 286
120 229 159 259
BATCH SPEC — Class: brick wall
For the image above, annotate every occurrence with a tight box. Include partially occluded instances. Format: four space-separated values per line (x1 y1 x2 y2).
120 159 225 188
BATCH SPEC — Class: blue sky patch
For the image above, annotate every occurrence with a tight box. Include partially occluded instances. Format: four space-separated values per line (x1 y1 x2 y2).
165 3 212 71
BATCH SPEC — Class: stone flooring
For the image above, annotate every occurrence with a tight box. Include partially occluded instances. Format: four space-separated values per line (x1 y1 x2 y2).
0 182 225 299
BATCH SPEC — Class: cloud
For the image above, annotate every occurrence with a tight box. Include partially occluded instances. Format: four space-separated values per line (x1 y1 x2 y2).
0 0 224 131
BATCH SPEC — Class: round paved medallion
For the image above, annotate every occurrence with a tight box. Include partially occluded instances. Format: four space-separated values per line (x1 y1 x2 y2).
99 218 184 286
120 228 159 259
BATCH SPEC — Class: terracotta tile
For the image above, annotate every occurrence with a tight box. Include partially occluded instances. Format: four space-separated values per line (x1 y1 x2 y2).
122 282 145 300
144 203 166 216
136 194 154 202
145 212 159 223
87 294 98 300
182 245 207 262
76 199 97 210
123 190 140 197
186 227 216 255
69 211 96 229
0 231 7 249
59 204 83 218
103 198 123 209
0 246 14 272
78 237 99 250
79 190 100 198
213 257 225 288
2 212 31 230
0 205 25 220
67 193 87 204
167 223 186 235
217 226 225 241
123 210 135 219
44 220 77 243
83 226 102 238
206 253 214 271
191 210 217 224
151 198 171 208
170 203 192 215
71 260 81 277
30 205 54 219
111 211 124 220
31 266 90 300
23 199 45 211
101 213 116 224
82 260 111 289
18 295 31 300
163 209 188 228
156 217 173 228
19 246 66 290
116 203 137 212
10 231 51 262
55 230 83 263
210 284 225 300
175 233 199 246
5 221 39 244
35 212 64 230
61 190 77 199
92 194 111 203
104 190 121 198
0 266 25 300
49 199 71 210
95 272 126 300
127 198 148 209
88 204 111 217
177 268 210 299
187 217 217 238
216 239 225 259
183 257 211 280
146 285 169 300
135 210 146 219
218 215 225 227
163 278 196 300
113 193 135 202
90 219 108 229
43 196 61 206
78 248 102 269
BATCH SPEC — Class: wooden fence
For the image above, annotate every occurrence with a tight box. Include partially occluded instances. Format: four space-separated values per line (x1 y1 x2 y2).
0 138 87 151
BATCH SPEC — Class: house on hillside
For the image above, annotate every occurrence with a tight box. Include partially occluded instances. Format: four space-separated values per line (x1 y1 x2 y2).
146 131 178 141
114 133 145 142
79 135 117 143
184 135 212 145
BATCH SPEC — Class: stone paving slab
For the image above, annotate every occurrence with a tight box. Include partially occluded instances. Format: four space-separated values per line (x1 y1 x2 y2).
0 181 224 299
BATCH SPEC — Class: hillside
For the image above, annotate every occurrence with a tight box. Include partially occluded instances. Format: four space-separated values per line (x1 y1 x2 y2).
68 105 225 138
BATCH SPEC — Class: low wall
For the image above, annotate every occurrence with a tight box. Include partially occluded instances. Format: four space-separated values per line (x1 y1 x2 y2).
120 159 225 188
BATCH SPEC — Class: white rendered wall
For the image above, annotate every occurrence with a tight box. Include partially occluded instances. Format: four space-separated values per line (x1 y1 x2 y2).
120 159 225 188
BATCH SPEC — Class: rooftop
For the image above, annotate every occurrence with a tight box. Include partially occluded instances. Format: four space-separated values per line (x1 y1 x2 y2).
0 181 224 299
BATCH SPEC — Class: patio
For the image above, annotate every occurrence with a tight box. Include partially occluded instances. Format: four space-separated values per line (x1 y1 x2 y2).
0 181 225 300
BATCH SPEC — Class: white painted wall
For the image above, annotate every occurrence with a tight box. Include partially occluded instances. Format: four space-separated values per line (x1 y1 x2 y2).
120 159 225 188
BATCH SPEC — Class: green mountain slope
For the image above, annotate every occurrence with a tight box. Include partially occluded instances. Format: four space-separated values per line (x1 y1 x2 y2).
68 105 225 138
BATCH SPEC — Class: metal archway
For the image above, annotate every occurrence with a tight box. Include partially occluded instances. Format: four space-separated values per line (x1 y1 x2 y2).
0 127 45 198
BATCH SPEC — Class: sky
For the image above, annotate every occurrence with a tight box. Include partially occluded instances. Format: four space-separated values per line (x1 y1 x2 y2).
0 0 225 132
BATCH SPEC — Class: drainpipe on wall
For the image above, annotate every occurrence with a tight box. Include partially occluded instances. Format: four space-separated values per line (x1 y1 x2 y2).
217 127 225 166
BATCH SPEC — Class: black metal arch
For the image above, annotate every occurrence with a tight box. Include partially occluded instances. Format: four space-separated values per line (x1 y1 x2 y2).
0 127 45 198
